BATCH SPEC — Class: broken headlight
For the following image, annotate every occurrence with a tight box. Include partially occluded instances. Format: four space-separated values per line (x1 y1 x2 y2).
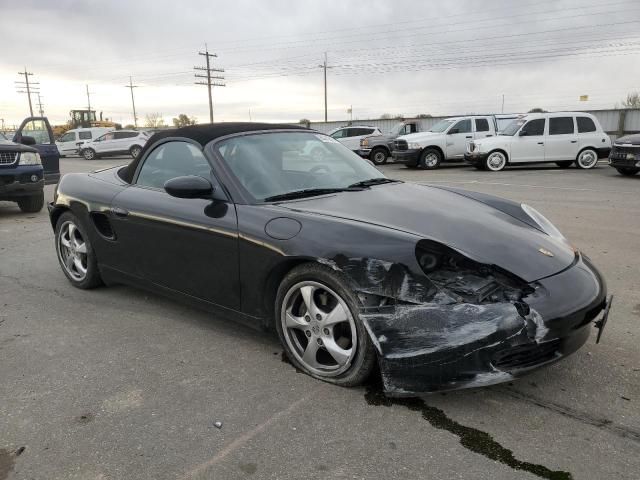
416 239 533 307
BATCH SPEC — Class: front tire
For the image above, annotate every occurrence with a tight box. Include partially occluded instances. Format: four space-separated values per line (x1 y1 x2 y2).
17 191 44 213
370 147 388 165
485 150 507 171
275 263 376 387
55 212 103 289
575 148 598 169
130 145 142 159
616 167 639 176
419 148 442 169
81 148 96 161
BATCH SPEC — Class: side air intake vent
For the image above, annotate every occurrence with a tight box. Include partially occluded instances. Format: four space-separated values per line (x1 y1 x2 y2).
90 212 115 239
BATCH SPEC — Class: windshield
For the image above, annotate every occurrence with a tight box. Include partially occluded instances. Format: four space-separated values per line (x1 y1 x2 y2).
501 119 526 136
429 119 455 133
216 131 384 202
389 122 405 136
0 132 7 141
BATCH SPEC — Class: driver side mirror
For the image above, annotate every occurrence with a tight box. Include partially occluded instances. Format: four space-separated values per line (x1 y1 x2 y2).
518 130 528 136
20 135 36 146
164 175 214 199
448 128 459 135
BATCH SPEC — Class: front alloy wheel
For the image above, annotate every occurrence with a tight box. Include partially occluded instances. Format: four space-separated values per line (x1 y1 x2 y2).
82 148 96 160
281 281 357 377
55 212 102 289
576 149 598 169
485 151 507 171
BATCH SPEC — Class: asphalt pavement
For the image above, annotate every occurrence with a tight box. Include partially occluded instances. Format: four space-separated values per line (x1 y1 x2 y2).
1 156 639 480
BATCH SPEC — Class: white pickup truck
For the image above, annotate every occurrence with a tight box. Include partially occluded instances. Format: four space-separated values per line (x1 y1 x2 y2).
391 115 500 169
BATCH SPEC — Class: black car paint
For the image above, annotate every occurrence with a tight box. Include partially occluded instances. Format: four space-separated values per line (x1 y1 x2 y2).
48 128 607 394
608 133 640 170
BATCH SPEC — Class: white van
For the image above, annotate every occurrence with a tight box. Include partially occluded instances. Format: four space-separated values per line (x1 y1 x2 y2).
56 127 112 156
465 112 611 171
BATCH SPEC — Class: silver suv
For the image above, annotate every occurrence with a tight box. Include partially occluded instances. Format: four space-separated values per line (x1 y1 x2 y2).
80 130 149 160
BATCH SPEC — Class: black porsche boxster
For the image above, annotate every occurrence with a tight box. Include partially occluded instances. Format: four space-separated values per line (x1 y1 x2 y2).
48 123 612 395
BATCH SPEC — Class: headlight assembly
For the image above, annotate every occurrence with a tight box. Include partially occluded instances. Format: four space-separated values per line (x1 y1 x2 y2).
408 142 422 149
19 152 41 165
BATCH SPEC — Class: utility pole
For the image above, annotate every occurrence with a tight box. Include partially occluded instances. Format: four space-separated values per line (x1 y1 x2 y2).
195 44 225 123
317 52 332 122
36 93 45 117
16 68 39 117
124 76 139 128
501 94 505 114
86 84 92 118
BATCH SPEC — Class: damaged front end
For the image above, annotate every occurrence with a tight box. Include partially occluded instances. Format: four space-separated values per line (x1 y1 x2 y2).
327 239 607 395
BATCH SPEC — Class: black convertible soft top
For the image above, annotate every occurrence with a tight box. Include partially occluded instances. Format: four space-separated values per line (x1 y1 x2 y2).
120 122 307 183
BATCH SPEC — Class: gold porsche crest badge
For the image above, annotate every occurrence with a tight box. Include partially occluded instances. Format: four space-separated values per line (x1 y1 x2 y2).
538 247 554 257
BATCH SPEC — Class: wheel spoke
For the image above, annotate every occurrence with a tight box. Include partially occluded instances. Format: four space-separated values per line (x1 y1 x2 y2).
301 340 320 369
323 303 348 327
65 253 74 270
299 286 319 318
323 336 352 366
75 241 87 254
73 257 87 275
68 223 76 238
60 235 71 248
285 311 307 330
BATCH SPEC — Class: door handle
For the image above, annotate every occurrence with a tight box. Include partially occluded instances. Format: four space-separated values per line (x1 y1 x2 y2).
465 135 473 138
570 140 577 143
485 134 493 137
537 142 544 145
111 207 129 217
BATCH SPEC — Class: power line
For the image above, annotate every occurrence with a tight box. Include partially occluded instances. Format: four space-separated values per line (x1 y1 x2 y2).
124 76 140 127
195 44 225 123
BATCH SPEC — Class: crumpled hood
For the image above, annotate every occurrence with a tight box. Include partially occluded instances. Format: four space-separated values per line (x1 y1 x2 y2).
615 133 640 145
280 182 576 282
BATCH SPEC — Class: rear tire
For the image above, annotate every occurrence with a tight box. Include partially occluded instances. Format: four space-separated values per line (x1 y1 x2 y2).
55 211 103 289
275 263 376 387
575 148 598 169
81 148 96 161
17 191 44 213
419 148 442 169
370 147 388 165
616 167 639 176
556 161 573 168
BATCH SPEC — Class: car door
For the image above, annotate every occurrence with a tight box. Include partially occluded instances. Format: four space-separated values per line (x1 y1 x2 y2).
473 118 494 139
94 132 115 153
339 128 360 150
545 116 578 161
14 116 60 183
109 140 240 309
445 119 473 159
509 118 546 163
57 131 78 155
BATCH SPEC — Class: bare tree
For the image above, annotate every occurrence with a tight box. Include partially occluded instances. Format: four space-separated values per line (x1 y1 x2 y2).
172 114 198 127
528 108 547 113
145 113 166 128
380 113 393 119
621 92 640 109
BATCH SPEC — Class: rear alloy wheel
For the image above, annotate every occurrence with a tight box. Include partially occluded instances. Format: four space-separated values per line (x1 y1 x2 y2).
276 264 375 386
419 148 442 169
82 148 96 161
130 145 142 159
556 161 573 168
17 191 44 213
576 148 598 169
485 151 507 171
370 147 389 165
55 212 102 289
616 167 640 176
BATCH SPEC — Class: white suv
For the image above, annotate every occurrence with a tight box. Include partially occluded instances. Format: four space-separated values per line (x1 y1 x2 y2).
80 130 149 160
465 112 611 171
329 126 382 152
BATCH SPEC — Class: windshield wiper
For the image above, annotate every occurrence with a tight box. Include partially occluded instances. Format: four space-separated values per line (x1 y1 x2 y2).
264 187 360 202
347 178 401 189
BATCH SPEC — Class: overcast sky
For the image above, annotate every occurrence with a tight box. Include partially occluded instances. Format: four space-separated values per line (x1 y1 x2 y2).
1 0 640 128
